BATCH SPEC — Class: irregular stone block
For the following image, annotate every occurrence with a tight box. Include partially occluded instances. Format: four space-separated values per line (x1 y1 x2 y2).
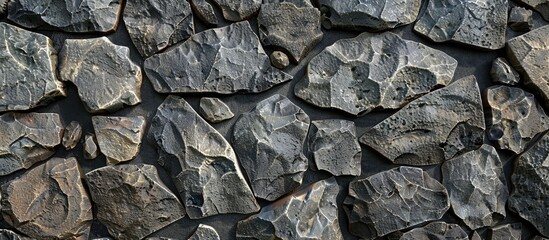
515 0 549 21
62 121 82 150
491 58 520 85
0 229 31 240
188 224 219 240
509 7 533 32
92 116 146 165
399 222 468 240
490 223 522 240
83 134 99 160
212 0 261 21
198 97 234 123
189 0 218 26
270 51 289 69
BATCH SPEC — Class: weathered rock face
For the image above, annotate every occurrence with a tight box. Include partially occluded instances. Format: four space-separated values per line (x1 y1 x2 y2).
491 58 520 85
345 166 450 239
1 157 92 239
294 31 457 116
149 96 259 219
509 7 533 32
359 76 485 165
85 164 185 240
83 134 99 160
124 0 194 58
0 23 65 112
486 85 549 154
0 229 31 240
189 0 217 26
188 224 220 240
144 21 292 94
92 116 146 165
399 222 468 240
59 37 142 113
270 51 290 69
211 0 261 21
441 145 508 230
515 0 549 21
62 121 82 150
232 94 310 201
7 0 122 32
490 223 522 240
414 0 507 50
0 112 63 176
198 97 234 123
237 178 343 240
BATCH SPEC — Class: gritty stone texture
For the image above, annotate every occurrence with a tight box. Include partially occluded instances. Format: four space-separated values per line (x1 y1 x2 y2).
491 58 520 85
442 145 508 229
188 224 220 240
7 0 122 32
515 0 549 21
359 76 485 165
62 121 82 150
0 229 31 240
189 0 217 26
509 7 533 32
124 0 194 58
149 95 259 219
92 116 146 165
270 51 290 69
1 157 92 239
237 178 343 240
83 134 99 160
0 112 63 176
399 222 468 240
85 164 185 240
212 0 261 21
59 37 142 113
486 85 549 154
344 166 450 239
0 23 65 112
198 97 234 123
490 223 522 240
294 31 457 116
414 0 507 50
232 94 310 201
309 119 361 176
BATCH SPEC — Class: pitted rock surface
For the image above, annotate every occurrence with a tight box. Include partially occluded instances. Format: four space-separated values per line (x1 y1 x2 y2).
399 222 468 240
198 97 234 123
92 116 146 165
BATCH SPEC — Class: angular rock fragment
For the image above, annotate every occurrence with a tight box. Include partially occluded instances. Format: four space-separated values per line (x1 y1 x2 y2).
471 231 482 240
1 157 92 239
232 94 310 201
86 164 185 240
237 178 343 240
144 21 292 94
270 51 289 69
198 97 234 123
491 58 520 85
124 0 194 57
149 96 259 219
399 222 468 240
62 121 82 150
212 0 261 21
344 166 450 238
0 23 65 112
7 0 122 32
359 76 485 165
0 229 31 240
0 112 63 176
414 0 507 50
92 116 146 165
441 145 508 229
83 134 99 160
490 223 522 240
509 7 533 32
58 37 142 113
190 0 218 26
188 224 220 240
294 31 457 116
486 85 549 153
533 236 549 240
515 0 549 21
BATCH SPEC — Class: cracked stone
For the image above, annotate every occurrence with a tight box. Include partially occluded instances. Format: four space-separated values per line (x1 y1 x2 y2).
491 58 520 85
232 94 310 201
92 116 146 165
188 224 220 240
149 95 259 219
515 0 549 21
490 223 522 240
83 134 99 160
144 21 291 94
509 7 533 32
270 51 290 69
399 222 468 240
1 157 92 239
58 37 142 113
62 121 82 150
198 97 234 123
212 0 261 21
0 229 31 240
344 166 450 239
359 76 485 165
294 31 457 116
237 178 343 240
0 23 65 112
190 0 218 26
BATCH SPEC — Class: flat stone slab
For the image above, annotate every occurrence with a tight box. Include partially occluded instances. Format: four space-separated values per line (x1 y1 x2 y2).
198 97 234 123
399 222 468 240
188 224 219 240
92 116 146 165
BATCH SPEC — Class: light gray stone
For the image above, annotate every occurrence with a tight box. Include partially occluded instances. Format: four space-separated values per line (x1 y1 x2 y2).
0 229 31 240
189 0 218 26
490 223 522 240
491 58 520 85
399 222 468 240
0 0 7 15
509 7 533 32
198 97 234 123
515 0 549 21
83 134 99 160
471 231 482 240
92 116 146 165
270 51 290 69
212 0 261 21
62 121 82 150
188 224 219 240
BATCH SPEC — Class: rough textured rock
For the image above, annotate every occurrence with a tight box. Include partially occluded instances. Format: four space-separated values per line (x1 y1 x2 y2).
144 21 291 94
149 95 259 219
0 0 7 15
0 23 65 112
92 116 146 165
471 231 482 240
532 236 549 240
309 120 361 176
270 51 289 69
344 166 450 239
359 76 485 165
317 0 421 31
294 31 457 116
441 145 508 229
0 112 63 176
399 222 468 240
515 0 549 21
1 157 92 239
7 0 122 32
509 7 533 32
189 0 217 26
237 178 343 240
58 37 142 113
490 223 522 240
491 58 520 85
83 134 99 160
188 224 220 240
124 0 194 58
212 0 261 21
62 121 82 150
486 85 549 154
85 164 185 240
0 229 31 240
198 97 234 123
232 94 310 201
414 0 507 50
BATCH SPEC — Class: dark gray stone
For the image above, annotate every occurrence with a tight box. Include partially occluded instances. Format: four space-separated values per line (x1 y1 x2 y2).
490 223 522 240
92 116 146 165
212 0 261 21
198 97 234 123
270 51 290 69
515 0 549 21
509 7 533 32
188 224 219 240
491 58 520 85
189 0 218 26
399 222 468 240
83 134 99 160
0 229 31 240
62 121 82 150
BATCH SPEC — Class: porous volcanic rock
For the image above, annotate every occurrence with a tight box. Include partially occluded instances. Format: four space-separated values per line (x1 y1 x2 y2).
490 223 522 240
491 58 520 85
62 121 82 150
399 222 468 240
198 97 234 123
92 116 146 165
188 224 220 240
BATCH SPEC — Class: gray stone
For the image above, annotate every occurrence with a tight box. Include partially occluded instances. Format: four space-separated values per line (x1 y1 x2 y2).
471 231 482 240
442 145 508 229
124 0 194 58
198 97 234 123
509 7 533 32
0 0 7 15
0 112 63 176
188 224 219 240
294 31 457 116
212 0 261 21
270 51 290 69
532 236 549 240
92 116 146 165
232 94 310 201
359 76 485 165
399 222 468 240
309 119 361 176
7 0 122 32
0 229 31 240
486 85 549 154
491 58 520 85
189 0 218 26
59 37 142 113
62 121 82 150
237 178 343 240
490 223 522 240
83 134 99 160
0 23 65 112
515 0 549 21
149 95 259 219
414 0 507 50
344 166 450 239
144 21 291 94
1 157 92 239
